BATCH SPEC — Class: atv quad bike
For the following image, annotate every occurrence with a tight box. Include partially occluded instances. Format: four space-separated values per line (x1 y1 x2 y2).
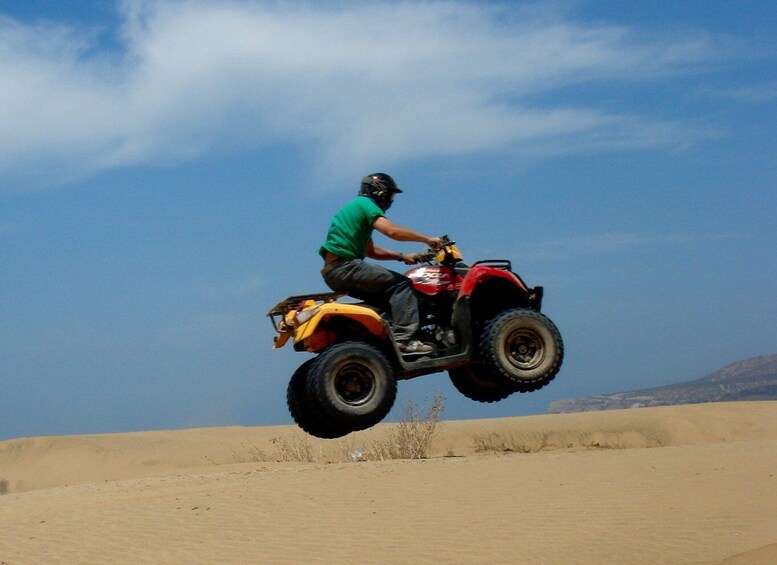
268 237 563 439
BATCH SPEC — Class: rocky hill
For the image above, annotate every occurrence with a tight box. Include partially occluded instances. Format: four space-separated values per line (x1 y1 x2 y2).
548 354 777 414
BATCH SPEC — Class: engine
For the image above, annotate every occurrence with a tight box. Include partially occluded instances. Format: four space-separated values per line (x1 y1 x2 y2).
407 265 464 349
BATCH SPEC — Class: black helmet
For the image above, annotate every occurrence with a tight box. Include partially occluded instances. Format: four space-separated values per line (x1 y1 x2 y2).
359 172 402 211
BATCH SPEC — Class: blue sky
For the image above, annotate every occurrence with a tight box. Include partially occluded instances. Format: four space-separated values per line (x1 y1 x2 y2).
1 0 775 440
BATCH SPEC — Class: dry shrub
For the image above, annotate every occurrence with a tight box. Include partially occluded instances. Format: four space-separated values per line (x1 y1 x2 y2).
473 432 552 454
364 394 445 461
268 435 317 462
0 479 8 495
473 431 661 454
238 435 317 463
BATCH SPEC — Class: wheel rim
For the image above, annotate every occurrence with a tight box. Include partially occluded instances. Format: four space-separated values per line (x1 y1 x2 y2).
333 361 376 406
505 328 545 370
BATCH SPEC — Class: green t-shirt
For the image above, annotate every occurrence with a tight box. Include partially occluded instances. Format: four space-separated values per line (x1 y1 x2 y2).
319 196 384 260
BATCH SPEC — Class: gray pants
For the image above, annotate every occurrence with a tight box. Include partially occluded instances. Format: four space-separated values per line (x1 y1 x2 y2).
322 259 419 342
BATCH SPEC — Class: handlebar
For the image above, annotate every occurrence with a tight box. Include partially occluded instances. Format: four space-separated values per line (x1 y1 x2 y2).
415 235 454 264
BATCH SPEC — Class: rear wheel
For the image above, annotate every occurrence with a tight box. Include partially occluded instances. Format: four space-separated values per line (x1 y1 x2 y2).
448 363 517 403
287 359 352 439
307 342 397 431
479 308 563 392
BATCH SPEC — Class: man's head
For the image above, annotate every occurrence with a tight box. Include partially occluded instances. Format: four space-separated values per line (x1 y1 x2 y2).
359 172 403 211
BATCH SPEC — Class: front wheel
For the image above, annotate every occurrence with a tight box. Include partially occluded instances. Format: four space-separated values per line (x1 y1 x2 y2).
479 308 563 392
307 342 397 431
448 363 517 403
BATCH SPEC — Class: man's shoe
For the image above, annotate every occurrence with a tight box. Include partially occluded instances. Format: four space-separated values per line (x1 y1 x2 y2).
398 340 433 356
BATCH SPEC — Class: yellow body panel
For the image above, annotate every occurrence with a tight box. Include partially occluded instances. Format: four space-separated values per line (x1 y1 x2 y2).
294 302 387 351
436 244 462 263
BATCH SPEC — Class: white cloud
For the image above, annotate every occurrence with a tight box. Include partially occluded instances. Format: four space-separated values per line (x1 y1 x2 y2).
717 81 777 104
518 232 746 263
0 0 723 190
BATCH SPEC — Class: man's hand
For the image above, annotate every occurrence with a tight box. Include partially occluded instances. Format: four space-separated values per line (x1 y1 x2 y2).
427 237 443 251
400 252 421 265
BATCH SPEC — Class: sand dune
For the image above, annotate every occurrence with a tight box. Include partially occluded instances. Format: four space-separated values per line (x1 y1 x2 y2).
1 401 776 564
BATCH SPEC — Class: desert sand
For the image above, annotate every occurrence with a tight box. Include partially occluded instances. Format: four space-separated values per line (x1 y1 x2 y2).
1 401 776 564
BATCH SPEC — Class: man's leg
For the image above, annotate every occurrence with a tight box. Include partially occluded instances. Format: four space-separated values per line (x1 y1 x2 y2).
324 259 419 342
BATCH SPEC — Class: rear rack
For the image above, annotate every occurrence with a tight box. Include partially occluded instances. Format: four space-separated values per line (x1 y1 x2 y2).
267 292 346 317
267 292 346 333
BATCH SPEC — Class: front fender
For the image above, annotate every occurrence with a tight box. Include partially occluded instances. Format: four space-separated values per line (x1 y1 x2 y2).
459 265 529 297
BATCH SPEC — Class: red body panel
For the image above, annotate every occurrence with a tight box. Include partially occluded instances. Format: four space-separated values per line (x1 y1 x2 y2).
407 264 528 297
406 265 464 295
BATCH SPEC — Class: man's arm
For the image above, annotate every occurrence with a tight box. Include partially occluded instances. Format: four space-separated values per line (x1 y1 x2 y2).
373 216 439 247
369 217 442 264
366 240 400 261
366 240 423 265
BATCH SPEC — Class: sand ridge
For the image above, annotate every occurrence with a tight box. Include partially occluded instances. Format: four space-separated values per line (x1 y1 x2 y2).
3 401 776 494
1 401 776 564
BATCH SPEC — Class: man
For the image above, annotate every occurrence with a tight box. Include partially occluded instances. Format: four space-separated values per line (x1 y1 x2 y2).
319 173 442 356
